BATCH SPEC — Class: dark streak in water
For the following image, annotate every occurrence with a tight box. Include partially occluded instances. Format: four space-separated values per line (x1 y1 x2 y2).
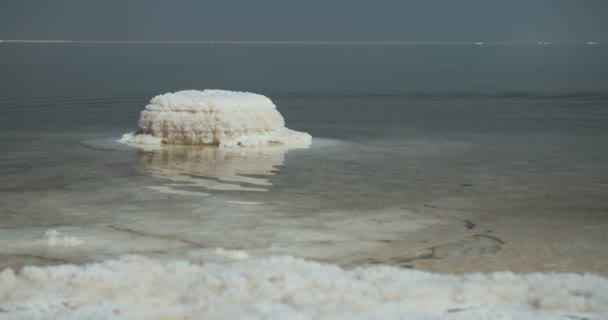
0 254 69 270
347 233 505 268
462 220 476 230
474 234 506 245
108 225 206 248
77 142 117 151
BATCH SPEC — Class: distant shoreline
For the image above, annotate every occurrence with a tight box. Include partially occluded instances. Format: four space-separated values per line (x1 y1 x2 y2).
0 39 604 45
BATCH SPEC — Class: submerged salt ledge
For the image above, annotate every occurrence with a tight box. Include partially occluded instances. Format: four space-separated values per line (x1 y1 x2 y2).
121 89 311 147
1 255 606 319
44 229 83 248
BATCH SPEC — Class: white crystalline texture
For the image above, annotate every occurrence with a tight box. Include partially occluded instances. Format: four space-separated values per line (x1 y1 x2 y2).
213 248 250 260
119 132 161 145
125 89 311 147
44 229 84 247
0 255 607 319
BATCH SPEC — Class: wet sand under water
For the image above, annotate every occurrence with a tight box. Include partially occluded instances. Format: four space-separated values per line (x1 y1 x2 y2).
0 132 606 276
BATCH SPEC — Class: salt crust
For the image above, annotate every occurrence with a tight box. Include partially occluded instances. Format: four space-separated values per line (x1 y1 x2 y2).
44 229 84 248
120 89 311 147
1 254 606 319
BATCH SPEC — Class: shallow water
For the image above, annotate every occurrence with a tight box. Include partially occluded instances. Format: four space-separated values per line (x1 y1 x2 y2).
0 44 607 274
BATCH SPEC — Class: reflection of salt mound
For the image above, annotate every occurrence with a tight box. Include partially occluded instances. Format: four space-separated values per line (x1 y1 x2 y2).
2 255 607 319
121 89 311 147
140 145 288 193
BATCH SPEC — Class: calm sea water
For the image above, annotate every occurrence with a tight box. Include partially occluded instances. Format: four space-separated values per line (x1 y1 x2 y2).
0 44 607 272
1 44 607 136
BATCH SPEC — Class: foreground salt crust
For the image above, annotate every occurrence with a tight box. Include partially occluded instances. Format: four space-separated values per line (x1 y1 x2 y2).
121 89 311 147
1 255 606 320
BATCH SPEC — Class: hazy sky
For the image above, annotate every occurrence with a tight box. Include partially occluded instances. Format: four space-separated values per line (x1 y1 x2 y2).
1 0 607 42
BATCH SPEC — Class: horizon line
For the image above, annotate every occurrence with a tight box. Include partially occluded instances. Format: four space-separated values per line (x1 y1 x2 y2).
0 39 604 45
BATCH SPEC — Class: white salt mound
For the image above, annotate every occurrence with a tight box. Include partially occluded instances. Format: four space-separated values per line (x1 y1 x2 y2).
121 89 311 147
1 255 607 319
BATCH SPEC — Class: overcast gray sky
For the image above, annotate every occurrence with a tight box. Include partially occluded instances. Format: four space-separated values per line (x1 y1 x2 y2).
1 0 607 42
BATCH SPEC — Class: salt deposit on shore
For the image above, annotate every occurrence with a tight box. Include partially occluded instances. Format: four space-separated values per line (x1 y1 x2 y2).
121 89 311 147
44 229 84 248
0 253 606 319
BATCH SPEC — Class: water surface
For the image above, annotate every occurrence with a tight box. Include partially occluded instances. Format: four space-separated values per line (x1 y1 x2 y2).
0 43 607 273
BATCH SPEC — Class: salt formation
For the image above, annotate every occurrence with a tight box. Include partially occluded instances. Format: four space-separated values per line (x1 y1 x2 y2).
44 229 83 247
121 89 311 147
1 255 607 319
